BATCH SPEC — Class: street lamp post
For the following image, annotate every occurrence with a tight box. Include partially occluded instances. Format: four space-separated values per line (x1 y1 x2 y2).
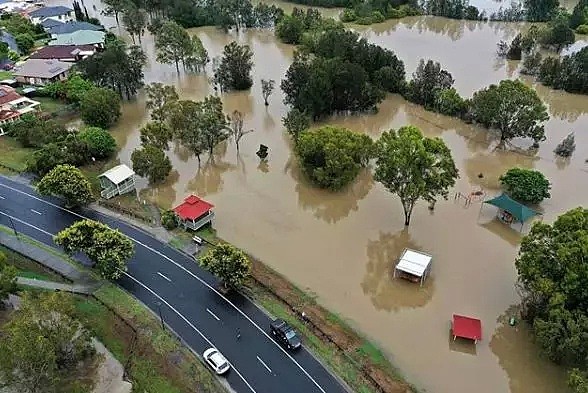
7 215 18 239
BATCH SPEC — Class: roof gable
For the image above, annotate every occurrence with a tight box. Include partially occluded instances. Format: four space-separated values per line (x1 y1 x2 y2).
29 6 73 18
173 195 214 220
99 164 135 185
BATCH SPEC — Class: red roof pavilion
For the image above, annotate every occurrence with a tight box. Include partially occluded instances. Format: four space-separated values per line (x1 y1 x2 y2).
173 195 214 220
452 314 482 344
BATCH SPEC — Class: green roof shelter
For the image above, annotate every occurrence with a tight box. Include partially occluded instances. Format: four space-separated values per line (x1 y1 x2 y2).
479 193 542 232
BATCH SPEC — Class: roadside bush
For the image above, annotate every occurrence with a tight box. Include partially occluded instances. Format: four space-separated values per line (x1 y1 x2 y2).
295 125 373 190
499 167 551 204
78 127 117 159
577 24 588 34
161 210 178 229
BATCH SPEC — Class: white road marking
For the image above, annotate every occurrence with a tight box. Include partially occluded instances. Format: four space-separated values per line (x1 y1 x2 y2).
30 209 42 215
122 272 257 393
256 356 272 374
0 195 5 199
0 211 53 237
206 308 220 321
157 271 172 282
0 179 328 393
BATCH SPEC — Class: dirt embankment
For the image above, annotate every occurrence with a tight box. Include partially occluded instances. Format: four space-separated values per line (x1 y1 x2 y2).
249 259 415 393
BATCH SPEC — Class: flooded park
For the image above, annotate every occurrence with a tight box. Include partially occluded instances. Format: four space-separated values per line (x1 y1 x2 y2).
54 0 588 391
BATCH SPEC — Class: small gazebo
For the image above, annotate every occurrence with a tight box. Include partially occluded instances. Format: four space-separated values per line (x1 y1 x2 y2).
98 164 136 199
173 195 215 231
393 248 433 287
479 193 542 232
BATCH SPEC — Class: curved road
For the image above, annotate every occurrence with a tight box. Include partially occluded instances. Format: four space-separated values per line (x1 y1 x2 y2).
0 175 349 393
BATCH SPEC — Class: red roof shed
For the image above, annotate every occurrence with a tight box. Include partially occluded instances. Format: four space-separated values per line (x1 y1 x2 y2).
452 314 482 343
173 195 214 221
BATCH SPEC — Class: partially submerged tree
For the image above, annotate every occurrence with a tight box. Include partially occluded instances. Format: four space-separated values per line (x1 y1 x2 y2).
230 110 253 152
122 4 147 44
145 82 179 122
404 59 454 109
131 144 172 184
295 125 373 190
499 168 551 204
469 79 549 145
282 108 311 141
54 220 134 279
37 165 95 208
214 41 254 91
80 87 122 129
261 78 275 106
139 122 173 150
374 125 458 226
170 100 206 164
195 96 230 155
554 133 576 158
154 20 192 72
199 243 251 291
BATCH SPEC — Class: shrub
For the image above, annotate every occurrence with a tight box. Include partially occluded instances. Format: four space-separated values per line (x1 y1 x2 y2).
78 127 117 159
434 88 467 117
576 24 588 35
161 210 178 229
499 168 551 204
341 9 357 22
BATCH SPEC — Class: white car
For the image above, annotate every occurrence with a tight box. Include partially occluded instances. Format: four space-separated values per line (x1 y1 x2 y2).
203 348 230 375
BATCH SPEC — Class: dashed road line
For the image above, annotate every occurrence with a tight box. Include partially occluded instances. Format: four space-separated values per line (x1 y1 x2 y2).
206 308 221 321
30 209 42 215
256 356 273 374
157 271 172 282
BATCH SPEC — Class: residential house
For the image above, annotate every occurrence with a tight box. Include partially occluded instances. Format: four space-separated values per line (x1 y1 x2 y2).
0 85 40 135
13 59 73 86
28 6 75 25
40 18 64 31
173 195 215 231
47 21 103 38
29 45 97 62
98 165 136 199
50 30 105 47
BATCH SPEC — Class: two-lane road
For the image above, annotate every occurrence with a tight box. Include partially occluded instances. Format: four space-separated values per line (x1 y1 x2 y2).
0 175 350 393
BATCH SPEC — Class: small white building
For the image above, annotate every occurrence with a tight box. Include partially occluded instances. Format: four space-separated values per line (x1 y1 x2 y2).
394 248 433 287
98 165 136 199
28 6 75 25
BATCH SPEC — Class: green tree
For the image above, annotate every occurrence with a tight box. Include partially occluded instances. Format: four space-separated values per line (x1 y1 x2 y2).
145 82 179 122
515 208 588 372
161 210 178 229
0 292 94 393
78 126 117 159
27 136 91 176
7 114 71 148
0 251 17 302
54 220 134 279
122 4 147 44
37 164 94 208
44 75 96 104
155 20 192 72
539 13 576 51
102 0 129 25
199 243 251 291
469 79 549 144
282 108 311 141
374 125 458 226
131 144 172 183
214 41 254 91
295 125 373 190
139 122 173 150
499 168 551 204
170 100 206 164
275 14 305 44
77 37 146 98
434 88 467 116
80 87 122 129
15 33 34 54
261 78 275 106
405 59 454 109
198 96 230 155
525 0 559 21
184 35 209 71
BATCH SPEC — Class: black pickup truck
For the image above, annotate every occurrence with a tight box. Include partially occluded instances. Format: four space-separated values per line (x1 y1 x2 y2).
270 319 301 350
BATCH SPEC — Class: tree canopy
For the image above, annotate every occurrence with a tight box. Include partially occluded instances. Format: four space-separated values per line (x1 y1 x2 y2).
404 59 454 109
145 82 179 122
214 41 254 91
37 164 95 208
499 167 551 204
155 20 193 72
80 87 122 129
295 125 373 190
131 144 172 183
122 4 147 44
469 79 549 144
78 126 117 159
199 243 251 291
54 220 134 279
374 125 458 226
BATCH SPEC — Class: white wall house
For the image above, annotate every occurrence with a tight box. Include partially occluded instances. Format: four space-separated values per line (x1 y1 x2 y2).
28 6 75 25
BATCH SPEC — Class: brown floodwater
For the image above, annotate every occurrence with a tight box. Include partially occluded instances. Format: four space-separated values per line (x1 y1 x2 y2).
50 1 588 392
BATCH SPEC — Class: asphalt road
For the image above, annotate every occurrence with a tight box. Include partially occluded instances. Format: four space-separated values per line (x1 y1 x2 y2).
0 175 350 393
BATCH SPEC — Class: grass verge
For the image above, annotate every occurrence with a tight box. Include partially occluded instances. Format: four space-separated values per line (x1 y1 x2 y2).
75 283 226 393
0 135 32 172
1 244 69 283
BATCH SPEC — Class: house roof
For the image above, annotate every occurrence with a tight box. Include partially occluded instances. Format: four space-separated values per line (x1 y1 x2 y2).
452 314 482 341
48 21 103 35
483 193 541 223
395 249 432 278
29 6 73 18
13 59 73 79
50 30 105 46
0 108 20 121
174 195 214 220
40 18 63 29
0 86 23 106
29 45 96 60
99 164 135 185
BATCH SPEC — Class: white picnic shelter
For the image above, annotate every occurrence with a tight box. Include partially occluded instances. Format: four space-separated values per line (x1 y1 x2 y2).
393 248 433 286
98 164 136 199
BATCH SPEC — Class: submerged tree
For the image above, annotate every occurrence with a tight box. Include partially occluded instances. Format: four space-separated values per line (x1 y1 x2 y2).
374 125 458 226
122 4 147 44
260 78 275 106
214 41 254 91
131 144 172 184
282 108 310 141
230 110 253 152
145 82 179 122
155 20 192 72
554 133 576 158
499 168 551 204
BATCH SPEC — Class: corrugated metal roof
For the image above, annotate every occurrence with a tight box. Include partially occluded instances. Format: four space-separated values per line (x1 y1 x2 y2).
50 30 105 46
13 59 73 79
29 6 73 18
99 164 135 185
396 248 432 277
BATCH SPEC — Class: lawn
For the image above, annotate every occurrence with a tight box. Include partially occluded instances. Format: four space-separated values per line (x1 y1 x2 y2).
1 244 69 283
0 135 32 172
75 284 226 393
34 96 72 116
0 70 13 80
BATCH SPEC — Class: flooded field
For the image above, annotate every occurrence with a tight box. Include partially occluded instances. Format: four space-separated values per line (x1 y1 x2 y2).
53 1 588 392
